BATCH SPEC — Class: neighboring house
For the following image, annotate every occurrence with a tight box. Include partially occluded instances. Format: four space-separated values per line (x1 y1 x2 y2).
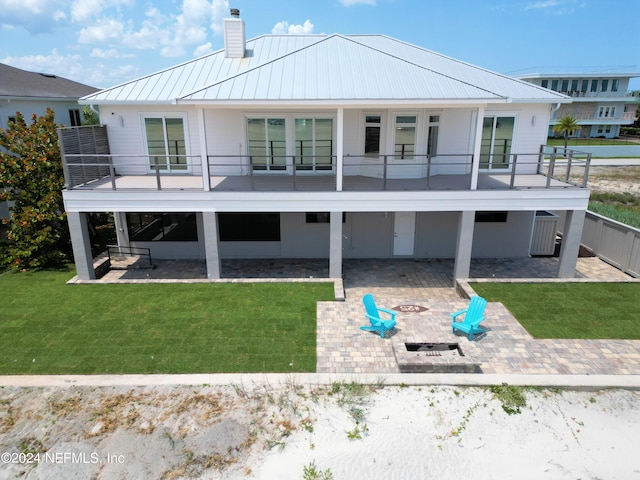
514 68 640 139
0 62 99 221
60 10 591 282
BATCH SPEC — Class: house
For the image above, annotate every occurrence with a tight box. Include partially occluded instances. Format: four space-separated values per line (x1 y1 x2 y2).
60 10 591 283
0 62 99 221
514 68 640 139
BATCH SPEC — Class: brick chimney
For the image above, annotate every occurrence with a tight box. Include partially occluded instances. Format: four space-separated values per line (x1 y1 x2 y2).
224 8 245 58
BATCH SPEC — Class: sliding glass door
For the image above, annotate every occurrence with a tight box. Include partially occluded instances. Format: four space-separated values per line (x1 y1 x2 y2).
480 116 514 170
247 118 286 171
294 117 333 171
144 117 187 171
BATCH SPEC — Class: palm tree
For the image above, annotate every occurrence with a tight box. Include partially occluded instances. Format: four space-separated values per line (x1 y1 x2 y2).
552 116 580 150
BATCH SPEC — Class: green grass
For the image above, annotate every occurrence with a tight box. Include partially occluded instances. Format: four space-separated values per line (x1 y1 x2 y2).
469 283 640 339
0 268 334 374
546 138 638 146
589 192 640 228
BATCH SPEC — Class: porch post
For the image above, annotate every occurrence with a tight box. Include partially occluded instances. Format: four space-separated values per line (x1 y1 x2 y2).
453 210 475 284
113 212 130 251
336 107 344 192
470 106 485 190
202 211 221 279
67 211 96 280
197 107 211 191
557 209 586 278
329 211 343 278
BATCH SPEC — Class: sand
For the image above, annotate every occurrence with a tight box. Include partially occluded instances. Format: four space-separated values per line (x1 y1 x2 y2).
0 382 638 479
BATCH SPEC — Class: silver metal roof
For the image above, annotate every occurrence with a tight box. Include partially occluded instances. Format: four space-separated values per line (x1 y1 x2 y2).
81 34 568 105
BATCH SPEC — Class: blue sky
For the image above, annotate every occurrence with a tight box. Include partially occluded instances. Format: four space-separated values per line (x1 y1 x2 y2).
1 0 638 90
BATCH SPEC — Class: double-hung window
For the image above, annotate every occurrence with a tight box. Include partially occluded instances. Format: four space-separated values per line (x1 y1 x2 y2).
144 116 188 171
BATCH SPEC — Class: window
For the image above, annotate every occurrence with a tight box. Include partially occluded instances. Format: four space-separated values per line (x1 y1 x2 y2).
305 212 346 223
427 115 440 156
601 79 609 92
247 118 286 171
570 80 578 92
561 80 569 92
475 211 508 223
551 79 559 91
144 116 187 171
69 109 81 126
364 115 381 155
295 117 333 170
596 125 612 135
612 79 619 92
541 79 548 88
580 79 589 92
590 80 598 92
394 115 416 160
127 213 197 242
598 106 616 118
218 213 280 241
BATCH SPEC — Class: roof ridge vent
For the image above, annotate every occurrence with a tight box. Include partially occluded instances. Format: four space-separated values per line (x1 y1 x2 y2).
224 8 245 58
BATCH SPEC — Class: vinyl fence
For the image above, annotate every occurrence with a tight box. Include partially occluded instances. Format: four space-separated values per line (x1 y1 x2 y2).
581 211 640 278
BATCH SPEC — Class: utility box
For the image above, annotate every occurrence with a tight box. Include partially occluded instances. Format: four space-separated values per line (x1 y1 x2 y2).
530 210 559 255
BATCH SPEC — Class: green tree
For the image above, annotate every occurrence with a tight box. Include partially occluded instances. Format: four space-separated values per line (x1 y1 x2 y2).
81 105 100 125
0 109 70 270
552 115 580 150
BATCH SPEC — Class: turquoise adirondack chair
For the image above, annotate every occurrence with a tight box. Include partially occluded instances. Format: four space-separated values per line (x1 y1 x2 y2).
451 296 488 341
360 294 397 338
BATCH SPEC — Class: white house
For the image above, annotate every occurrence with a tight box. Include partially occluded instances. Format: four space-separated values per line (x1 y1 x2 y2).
60 10 590 283
514 68 640 138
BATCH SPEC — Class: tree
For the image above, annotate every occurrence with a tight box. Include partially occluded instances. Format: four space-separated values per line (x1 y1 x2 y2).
81 105 100 126
552 116 580 150
0 109 70 270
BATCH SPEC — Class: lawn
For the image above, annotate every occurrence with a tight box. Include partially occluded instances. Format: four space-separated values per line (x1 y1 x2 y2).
0 268 334 374
469 282 640 340
546 138 638 146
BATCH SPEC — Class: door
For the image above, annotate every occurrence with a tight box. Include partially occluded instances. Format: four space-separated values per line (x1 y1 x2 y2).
480 116 514 171
393 212 416 256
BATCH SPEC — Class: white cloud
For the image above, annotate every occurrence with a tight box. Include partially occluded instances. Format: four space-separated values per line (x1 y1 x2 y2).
0 0 67 32
339 0 376 6
89 47 134 59
2 48 83 78
77 17 126 44
193 42 214 57
525 0 580 14
272 19 314 35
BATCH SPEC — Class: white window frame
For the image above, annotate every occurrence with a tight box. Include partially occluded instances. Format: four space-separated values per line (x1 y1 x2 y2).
141 113 190 173
598 106 616 118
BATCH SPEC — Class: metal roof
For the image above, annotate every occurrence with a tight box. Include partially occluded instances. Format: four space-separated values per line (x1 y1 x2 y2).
81 34 568 105
0 63 99 99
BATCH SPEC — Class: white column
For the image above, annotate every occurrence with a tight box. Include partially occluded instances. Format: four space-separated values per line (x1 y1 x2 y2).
202 211 221 279
329 211 343 278
336 107 344 192
453 210 475 283
113 212 130 251
470 106 485 190
557 209 586 278
197 107 211 191
67 211 95 280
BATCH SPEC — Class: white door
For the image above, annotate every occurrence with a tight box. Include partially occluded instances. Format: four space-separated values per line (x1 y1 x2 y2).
393 212 416 255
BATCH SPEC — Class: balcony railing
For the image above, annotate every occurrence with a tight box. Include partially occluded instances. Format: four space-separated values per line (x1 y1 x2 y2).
62 149 591 192
551 112 636 122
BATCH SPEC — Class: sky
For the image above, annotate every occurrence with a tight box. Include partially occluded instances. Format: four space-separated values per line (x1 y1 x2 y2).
1 0 639 91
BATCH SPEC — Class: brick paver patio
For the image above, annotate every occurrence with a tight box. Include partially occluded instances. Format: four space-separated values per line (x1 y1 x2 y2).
76 255 640 376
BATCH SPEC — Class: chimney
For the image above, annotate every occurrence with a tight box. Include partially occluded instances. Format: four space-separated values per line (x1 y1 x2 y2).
224 8 245 58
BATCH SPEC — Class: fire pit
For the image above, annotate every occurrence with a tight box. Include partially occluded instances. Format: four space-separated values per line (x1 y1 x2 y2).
392 339 480 373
